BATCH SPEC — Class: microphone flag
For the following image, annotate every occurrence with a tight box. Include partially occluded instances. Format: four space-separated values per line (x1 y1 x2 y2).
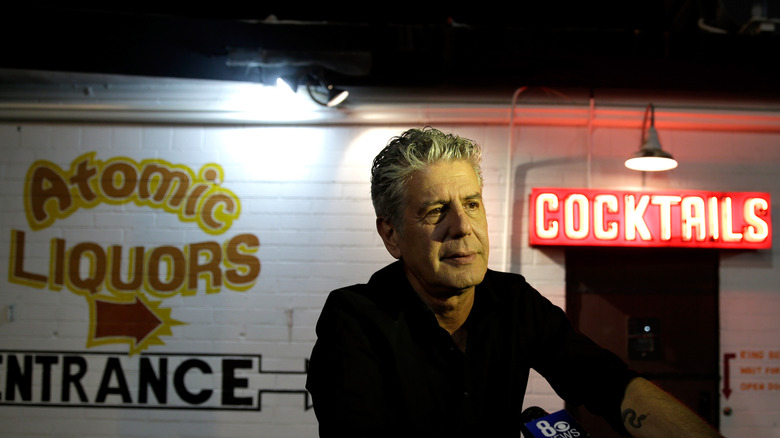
523 409 587 438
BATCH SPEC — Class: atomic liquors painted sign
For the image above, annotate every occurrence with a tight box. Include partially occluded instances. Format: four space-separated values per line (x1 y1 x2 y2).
2 152 310 411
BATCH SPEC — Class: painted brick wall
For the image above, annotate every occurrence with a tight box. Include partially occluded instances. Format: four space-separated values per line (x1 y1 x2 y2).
0 123 510 437
0 107 778 437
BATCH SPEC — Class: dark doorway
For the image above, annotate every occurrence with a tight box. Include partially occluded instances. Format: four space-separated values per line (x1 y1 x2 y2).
565 247 720 437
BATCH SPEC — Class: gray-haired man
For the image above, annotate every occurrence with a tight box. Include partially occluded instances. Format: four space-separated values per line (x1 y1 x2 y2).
306 127 721 438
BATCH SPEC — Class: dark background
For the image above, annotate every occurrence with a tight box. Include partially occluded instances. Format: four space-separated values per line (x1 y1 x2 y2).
2 2 779 98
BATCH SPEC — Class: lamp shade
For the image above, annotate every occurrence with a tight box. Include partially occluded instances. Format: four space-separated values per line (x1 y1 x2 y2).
625 126 678 171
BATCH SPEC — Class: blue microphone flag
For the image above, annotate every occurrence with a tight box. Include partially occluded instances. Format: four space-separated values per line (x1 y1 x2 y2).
523 409 587 438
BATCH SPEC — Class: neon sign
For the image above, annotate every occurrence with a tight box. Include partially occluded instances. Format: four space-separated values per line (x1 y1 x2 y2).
529 188 771 249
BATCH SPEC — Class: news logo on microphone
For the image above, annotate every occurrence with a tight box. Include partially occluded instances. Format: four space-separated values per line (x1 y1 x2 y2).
523 409 587 438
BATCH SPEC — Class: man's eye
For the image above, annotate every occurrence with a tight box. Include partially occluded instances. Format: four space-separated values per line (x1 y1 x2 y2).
427 207 443 217
466 201 480 210
422 207 444 223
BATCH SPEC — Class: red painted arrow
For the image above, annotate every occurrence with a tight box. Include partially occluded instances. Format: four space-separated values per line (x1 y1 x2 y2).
723 352 736 399
94 297 162 344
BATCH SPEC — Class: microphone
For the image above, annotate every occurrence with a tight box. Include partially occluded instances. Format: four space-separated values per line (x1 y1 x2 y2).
520 406 588 438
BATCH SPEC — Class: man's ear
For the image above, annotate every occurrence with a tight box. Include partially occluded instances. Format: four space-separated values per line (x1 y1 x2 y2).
376 217 402 259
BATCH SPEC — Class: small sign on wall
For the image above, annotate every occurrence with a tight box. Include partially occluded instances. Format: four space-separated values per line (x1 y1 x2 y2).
529 187 771 249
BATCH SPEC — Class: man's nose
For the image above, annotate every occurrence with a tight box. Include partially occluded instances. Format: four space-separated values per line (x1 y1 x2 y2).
446 206 473 238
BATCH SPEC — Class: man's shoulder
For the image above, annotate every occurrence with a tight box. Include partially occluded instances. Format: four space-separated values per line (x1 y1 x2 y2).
484 268 526 283
482 268 533 294
480 268 551 308
324 281 378 307
322 262 409 314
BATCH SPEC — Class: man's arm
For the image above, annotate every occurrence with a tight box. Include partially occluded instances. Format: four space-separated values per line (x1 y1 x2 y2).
620 377 723 437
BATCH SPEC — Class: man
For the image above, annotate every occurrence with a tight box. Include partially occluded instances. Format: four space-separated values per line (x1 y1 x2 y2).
306 127 721 437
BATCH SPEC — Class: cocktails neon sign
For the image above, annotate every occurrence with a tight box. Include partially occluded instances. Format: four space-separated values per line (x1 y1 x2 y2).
529 188 771 249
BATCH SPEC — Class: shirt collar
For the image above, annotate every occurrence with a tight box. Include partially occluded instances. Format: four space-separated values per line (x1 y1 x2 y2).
367 261 501 328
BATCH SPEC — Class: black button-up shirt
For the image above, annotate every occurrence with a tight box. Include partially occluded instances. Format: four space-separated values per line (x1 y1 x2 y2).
306 261 635 437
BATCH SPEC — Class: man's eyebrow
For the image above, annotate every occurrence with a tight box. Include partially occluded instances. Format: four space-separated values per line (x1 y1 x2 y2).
416 193 482 213
416 199 447 214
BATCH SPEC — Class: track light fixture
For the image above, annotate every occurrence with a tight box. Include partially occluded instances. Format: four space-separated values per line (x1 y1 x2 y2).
324 84 349 107
625 103 678 172
306 71 349 107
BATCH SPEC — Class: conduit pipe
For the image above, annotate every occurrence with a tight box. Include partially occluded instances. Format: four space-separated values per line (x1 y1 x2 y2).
587 96 595 189
503 86 528 272
503 88 595 272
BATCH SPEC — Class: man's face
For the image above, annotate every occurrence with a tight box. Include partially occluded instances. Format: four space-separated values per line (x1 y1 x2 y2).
378 160 489 299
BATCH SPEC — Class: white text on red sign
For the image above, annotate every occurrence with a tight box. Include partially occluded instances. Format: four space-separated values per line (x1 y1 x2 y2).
529 188 771 249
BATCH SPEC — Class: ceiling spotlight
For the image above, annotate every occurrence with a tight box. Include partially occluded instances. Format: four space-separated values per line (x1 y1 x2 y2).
306 75 349 107
625 103 678 172
324 84 349 107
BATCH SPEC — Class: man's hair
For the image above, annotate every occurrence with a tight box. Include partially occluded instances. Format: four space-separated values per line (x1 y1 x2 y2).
370 127 483 230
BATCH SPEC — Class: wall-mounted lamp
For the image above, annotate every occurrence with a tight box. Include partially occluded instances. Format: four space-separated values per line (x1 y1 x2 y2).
625 103 678 171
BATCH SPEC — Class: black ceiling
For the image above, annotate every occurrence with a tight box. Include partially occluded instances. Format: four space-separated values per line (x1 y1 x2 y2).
2 3 780 97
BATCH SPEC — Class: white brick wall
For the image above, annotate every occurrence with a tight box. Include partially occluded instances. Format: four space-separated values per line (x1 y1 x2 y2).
1 99 779 437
